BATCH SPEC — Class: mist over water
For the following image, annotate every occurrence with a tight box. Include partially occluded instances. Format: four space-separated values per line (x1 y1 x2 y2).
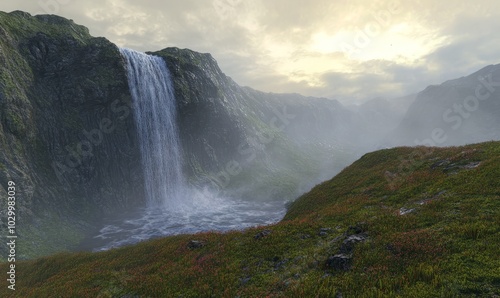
85 49 287 251
89 191 286 252
86 50 499 253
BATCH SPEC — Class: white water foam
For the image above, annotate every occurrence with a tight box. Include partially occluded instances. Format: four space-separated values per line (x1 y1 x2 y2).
91 192 286 251
86 49 287 252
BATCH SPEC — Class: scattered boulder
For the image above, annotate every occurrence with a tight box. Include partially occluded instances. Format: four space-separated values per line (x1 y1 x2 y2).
318 228 332 236
274 258 289 270
431 158 482 174
385 243 396 254
309 260 320 269
463 161 481 169
340 234 368 254
187 240 205 249
399 207 416 215
436 190 447 196
324 223 369 271
329 235 343 245
345 222 367 236
254 229 272 240
299 234 311 239
431 159 450 169
239 277 251 286
322 273 333 279
417 190 447 205
325 254 352 271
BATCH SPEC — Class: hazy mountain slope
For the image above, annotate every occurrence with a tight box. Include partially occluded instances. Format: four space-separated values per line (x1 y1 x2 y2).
0 11 362 258
155 48 362 201
2 141 498 297
349 94 416 148
1 10 498 262
393 64 500 146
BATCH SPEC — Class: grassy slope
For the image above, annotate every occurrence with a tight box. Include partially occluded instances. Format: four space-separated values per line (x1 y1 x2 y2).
1 141 499 297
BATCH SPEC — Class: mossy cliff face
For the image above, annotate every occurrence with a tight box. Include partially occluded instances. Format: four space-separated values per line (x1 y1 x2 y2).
0 11 359 258
155 48 360 201
154 48 250 182
0 11 144 259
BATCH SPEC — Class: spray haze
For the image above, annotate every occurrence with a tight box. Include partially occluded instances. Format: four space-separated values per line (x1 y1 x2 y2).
85 48 500 253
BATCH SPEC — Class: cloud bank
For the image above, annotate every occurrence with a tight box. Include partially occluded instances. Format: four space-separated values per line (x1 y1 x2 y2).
1 0 499 103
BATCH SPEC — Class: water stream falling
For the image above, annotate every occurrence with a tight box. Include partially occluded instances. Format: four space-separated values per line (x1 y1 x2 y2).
80 49 286 252
120 48 187 209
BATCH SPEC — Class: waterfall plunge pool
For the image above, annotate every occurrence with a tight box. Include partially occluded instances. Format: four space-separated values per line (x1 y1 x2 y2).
79 195 288 252
79 49 288 252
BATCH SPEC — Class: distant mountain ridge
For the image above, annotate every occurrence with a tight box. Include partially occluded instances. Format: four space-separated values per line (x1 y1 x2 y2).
0 11 385 258
393 64 500 146
0 10 499 260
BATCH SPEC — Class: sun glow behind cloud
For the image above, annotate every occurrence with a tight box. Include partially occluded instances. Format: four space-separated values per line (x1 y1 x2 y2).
1 0 499 103
226 0 466 100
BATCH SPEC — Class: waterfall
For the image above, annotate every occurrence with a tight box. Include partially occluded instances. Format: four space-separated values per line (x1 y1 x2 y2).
120 48 187 209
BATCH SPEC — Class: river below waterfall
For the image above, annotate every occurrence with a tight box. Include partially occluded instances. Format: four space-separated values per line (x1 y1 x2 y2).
78 49 288 252
79 197 287 252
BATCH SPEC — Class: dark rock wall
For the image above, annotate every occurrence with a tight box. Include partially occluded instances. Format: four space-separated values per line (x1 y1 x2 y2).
155 48 357 200
0 11 146 257
0 11 374 257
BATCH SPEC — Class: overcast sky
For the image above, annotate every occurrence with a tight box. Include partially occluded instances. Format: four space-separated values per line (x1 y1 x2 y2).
1 0 499 104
